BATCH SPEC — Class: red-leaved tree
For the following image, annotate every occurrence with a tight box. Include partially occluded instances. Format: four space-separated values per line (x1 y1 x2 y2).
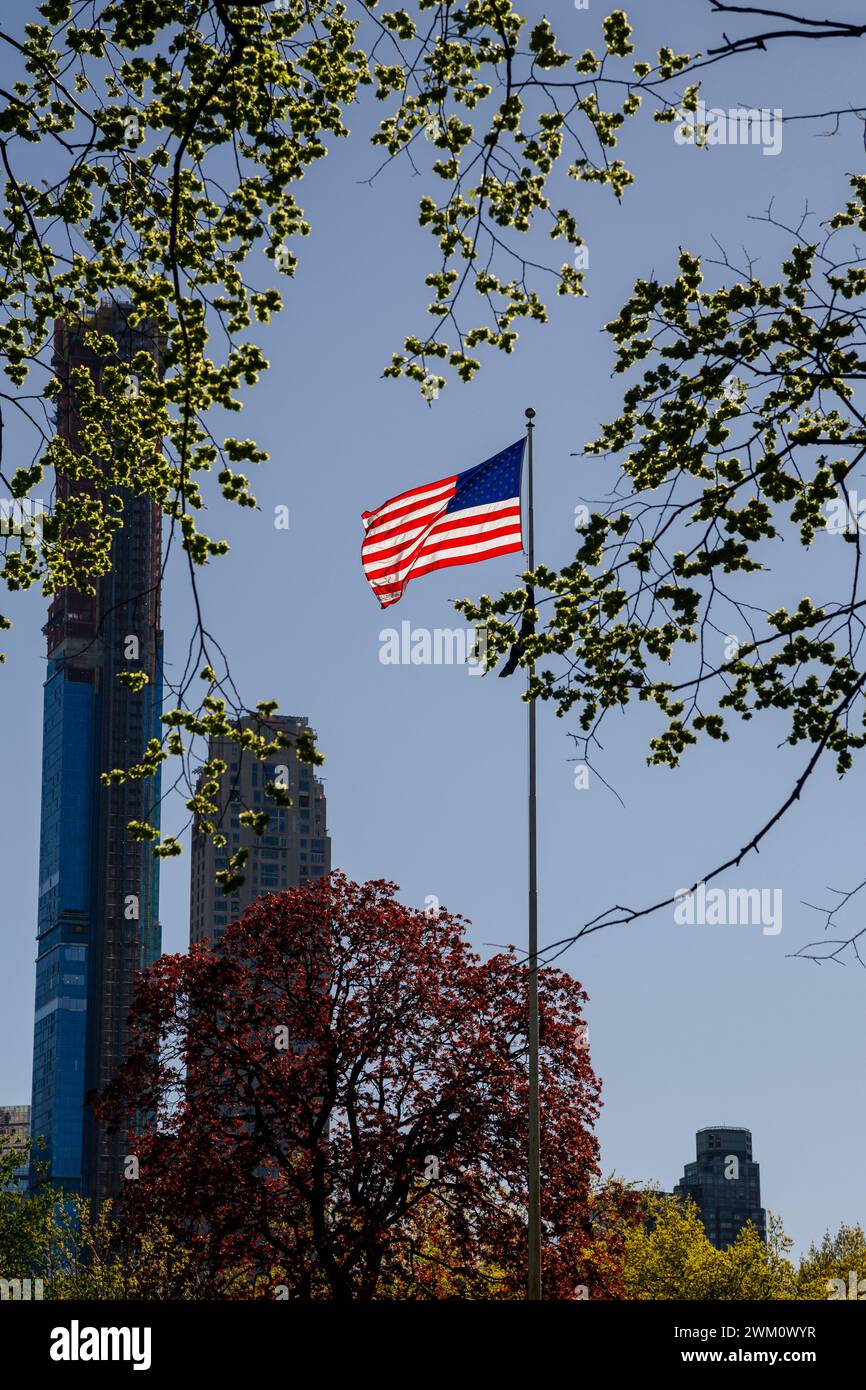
98 873 638 1299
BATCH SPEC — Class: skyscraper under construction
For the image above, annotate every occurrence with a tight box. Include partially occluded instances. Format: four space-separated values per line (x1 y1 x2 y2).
30 301 163 1201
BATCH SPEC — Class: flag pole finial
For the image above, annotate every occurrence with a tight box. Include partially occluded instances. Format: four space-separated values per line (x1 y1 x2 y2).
525 406 535 421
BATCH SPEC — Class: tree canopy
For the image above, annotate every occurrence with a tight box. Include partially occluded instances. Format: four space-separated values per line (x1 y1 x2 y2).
624 1193 866 1301
460 146 866 962
0 0 707 869
5 2 846 887
97 872 640 1299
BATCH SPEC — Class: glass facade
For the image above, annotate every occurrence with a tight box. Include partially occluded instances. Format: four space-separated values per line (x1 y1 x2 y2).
674 1126 766 1249
31 661 96 1191
0 1105 32 1190
29 304 163 1200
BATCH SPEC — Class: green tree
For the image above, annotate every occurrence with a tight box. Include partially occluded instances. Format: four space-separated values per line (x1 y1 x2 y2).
797 1222 866 1301
623 1193 797 1300
452 12 866 960
0 1140 57 1288
1 1140 209 1299
0 0 701 873
461 172 866 961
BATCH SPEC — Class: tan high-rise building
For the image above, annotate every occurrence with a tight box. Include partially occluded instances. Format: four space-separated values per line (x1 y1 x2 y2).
1 1105 31 1189
189 714 331 947
0 1105 30 1149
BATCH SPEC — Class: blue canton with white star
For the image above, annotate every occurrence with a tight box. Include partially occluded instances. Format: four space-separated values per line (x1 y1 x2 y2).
445 438 525 513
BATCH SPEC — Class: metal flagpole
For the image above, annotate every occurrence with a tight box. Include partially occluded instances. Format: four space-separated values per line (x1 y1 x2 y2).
525 406 541 1301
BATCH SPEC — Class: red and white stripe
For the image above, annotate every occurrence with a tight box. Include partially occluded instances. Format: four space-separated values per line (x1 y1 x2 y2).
361 473 523 608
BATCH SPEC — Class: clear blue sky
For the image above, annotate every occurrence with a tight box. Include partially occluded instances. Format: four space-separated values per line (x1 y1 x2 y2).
1 1 863 1257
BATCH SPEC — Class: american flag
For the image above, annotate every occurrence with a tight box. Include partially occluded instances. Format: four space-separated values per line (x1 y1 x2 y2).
361 439 526 608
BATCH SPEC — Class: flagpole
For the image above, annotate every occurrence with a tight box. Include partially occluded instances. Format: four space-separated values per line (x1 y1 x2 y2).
525 405 541 1301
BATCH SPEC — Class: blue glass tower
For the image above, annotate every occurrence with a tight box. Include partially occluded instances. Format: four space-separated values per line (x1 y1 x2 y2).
30 303 163 1200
